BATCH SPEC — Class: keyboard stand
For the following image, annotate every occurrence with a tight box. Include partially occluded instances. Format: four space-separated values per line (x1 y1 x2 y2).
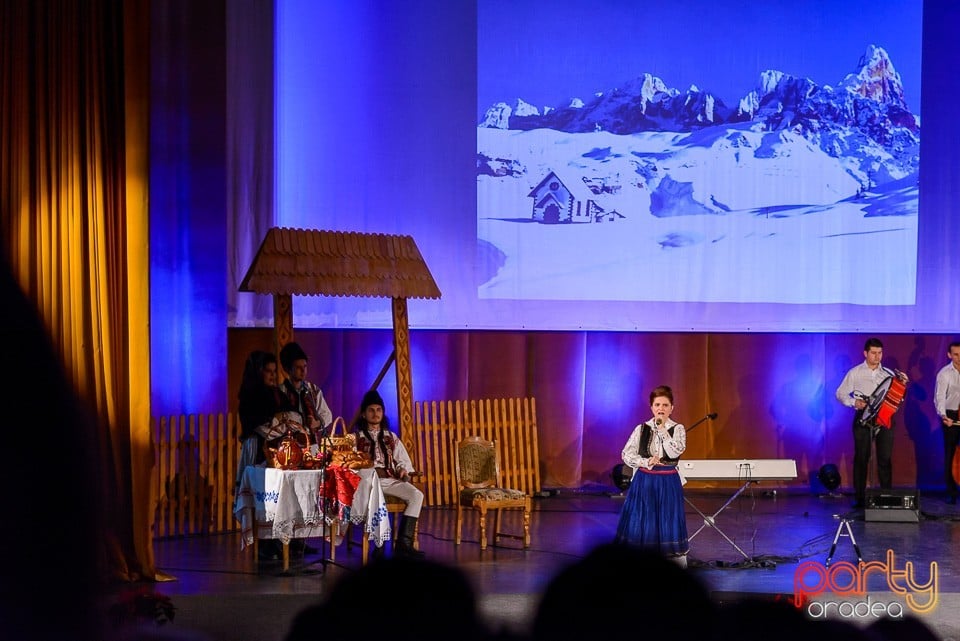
685 480 755 561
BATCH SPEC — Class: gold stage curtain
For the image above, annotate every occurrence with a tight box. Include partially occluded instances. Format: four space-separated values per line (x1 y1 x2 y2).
0 0 162 581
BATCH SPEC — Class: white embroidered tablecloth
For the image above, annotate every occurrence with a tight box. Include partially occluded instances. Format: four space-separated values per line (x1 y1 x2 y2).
234 466 390 550
348 467 391 548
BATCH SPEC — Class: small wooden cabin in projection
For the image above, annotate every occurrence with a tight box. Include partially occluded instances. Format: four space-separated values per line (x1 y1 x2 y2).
528 170 621 224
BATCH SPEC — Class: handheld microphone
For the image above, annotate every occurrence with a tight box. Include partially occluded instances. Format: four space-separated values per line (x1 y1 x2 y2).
708 412 718 420
655 417 663 428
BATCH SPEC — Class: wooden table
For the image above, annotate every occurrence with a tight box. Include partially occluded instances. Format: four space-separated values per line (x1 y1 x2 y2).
234 465 389 570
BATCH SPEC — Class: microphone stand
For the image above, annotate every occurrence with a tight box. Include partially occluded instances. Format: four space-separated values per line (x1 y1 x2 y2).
685 412 718 434
294 425 333 576
311 426 334 574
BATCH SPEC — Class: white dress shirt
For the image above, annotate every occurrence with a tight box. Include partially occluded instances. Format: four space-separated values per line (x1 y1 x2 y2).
835 361 895 408
935 362 960 419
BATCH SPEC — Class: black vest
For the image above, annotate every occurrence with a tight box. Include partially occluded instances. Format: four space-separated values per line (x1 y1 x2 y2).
638 422 679 465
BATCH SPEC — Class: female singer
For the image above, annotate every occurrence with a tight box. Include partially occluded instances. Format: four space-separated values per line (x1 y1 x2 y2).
614 384 689 567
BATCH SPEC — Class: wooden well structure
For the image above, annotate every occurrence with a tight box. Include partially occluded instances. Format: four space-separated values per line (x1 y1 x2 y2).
239 227 441 446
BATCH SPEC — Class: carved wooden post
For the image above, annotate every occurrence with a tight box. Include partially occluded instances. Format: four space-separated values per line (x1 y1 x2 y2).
273 293 293 367
392 297 415 453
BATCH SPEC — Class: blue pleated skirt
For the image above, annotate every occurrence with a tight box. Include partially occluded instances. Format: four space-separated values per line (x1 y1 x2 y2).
614 464 689 557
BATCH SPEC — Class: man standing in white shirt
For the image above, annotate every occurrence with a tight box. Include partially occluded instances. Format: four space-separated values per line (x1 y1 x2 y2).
278 340 335 557
835 337 904 509
278 341 334 441
934 341 960 505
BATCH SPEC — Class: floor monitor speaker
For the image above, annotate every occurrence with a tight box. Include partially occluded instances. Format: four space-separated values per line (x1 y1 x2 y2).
864 489 920 523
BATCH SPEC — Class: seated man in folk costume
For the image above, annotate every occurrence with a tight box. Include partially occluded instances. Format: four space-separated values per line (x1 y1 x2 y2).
353 390 425 559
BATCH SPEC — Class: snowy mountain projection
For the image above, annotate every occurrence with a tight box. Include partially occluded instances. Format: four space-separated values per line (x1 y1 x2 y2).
477 44 919 305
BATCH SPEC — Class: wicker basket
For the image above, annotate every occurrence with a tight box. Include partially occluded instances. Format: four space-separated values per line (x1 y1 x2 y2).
327 416 355 452
325 417 373 469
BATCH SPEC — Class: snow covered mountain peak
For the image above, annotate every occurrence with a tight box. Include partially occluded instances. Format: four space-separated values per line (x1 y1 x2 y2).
841 44 907 108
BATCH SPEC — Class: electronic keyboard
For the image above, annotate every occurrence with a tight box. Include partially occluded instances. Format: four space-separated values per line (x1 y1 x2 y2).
679 459 797 481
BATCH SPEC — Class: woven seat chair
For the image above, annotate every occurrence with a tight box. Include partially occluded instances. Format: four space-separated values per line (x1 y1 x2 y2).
455 436 531 550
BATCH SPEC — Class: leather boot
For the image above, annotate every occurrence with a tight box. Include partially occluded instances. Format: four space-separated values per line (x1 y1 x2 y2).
394 516 425 559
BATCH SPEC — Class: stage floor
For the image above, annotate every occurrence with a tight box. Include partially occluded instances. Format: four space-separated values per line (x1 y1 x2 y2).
145 486 960 641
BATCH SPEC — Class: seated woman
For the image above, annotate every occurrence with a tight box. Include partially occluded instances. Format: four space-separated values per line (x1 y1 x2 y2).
236 350 294 560
236 350 288 482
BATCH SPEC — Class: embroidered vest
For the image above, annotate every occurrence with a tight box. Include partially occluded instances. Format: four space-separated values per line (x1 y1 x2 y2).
638 422 679 466
282 380 318 428
356 429 399 478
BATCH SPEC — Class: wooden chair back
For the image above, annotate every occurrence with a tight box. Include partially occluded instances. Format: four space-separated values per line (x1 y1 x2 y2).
453 434 532 550
415 397 540 506
456 436 501 490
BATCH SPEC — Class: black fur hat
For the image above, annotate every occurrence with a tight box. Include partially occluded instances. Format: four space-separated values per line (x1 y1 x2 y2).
279 341 308 371
360 389 385 412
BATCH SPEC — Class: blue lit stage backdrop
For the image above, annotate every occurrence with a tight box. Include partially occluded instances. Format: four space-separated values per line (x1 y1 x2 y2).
258 0 941 334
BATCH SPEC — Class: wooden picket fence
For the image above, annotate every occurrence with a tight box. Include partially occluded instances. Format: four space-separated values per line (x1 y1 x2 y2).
151 413 241 538
150 396 541 538
413 397 542 506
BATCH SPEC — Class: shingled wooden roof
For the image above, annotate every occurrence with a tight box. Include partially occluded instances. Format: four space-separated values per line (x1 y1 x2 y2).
239 227 441 299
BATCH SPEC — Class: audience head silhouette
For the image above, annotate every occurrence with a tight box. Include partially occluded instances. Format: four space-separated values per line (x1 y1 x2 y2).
285 557 483 641
865 614 940 641
1 256 104 640
532 543 714 641
716 595 861 641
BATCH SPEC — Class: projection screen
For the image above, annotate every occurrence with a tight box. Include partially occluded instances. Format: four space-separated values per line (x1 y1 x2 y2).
259 0 941 333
